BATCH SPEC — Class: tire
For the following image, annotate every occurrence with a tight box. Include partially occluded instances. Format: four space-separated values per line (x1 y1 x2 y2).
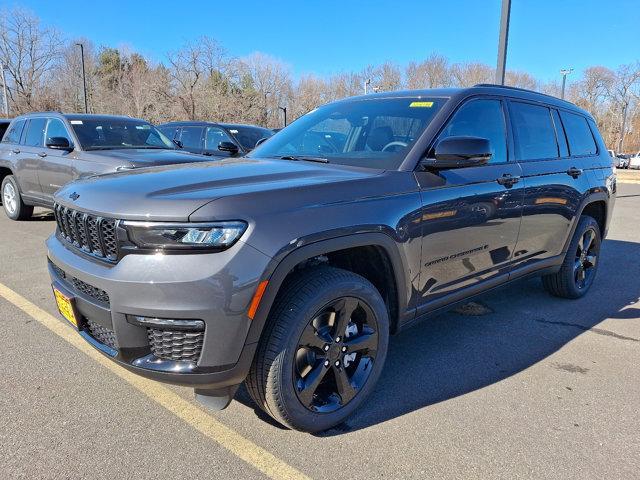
246 266 389 432
1 175 33 221
542 215 601 299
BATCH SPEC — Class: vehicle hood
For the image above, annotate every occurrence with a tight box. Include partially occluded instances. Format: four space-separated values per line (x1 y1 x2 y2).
54 157 383 221
81 148 210 167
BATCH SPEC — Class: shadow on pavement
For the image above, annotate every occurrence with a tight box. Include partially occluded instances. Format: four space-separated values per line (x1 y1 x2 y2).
237 238 640 435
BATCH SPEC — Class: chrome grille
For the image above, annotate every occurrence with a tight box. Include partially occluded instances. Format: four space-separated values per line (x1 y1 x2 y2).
54 204 118 261
86 319 118 350
147 329 204 362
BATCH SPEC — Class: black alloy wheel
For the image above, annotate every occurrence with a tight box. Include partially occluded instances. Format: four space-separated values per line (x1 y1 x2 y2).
294 296 378 413
574 226 598 290
542 215 601 299
245 266 389 432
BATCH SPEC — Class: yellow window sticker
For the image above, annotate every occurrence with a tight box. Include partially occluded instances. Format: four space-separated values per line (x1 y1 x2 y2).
410 101 434 108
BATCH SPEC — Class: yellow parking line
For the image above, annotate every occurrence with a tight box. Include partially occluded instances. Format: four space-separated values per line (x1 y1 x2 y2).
0 282 310 480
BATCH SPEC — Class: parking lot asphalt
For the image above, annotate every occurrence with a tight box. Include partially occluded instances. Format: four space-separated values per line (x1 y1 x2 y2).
1 183 639 480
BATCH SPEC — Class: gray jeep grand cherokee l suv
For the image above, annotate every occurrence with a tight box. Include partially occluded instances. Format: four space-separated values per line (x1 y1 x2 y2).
46 85 615 432
0 113 212 220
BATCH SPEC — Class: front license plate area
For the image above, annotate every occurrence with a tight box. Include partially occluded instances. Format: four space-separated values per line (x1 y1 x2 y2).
53 287 79 328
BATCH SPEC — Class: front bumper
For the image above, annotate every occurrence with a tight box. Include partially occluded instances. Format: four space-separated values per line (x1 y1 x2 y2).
46 233 271 389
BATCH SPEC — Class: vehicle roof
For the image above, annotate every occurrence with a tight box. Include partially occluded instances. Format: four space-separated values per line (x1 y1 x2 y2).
334 84 593 119
12 112 149 123
159 121 271 130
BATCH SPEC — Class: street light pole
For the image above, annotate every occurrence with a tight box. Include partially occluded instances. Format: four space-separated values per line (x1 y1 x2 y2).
560 68 573 100
495 0 512 85
364 78 371 95
0 65 9 117
76 43 88 113
278 106 287 127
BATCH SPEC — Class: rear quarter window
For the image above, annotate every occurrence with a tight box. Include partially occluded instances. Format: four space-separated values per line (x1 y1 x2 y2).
559 111 597 156
2 119 26 144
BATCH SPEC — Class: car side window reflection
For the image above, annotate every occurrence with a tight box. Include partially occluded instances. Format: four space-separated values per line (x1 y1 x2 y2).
438 99 508 164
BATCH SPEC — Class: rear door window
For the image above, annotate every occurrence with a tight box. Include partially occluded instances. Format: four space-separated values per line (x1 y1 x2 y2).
1 119 26 144
510 102 558 160
559 111 597 156
437 98 508 164
23 118 47 147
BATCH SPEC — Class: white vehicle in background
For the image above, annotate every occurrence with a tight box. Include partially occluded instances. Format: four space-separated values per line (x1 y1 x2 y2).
630 152 640 170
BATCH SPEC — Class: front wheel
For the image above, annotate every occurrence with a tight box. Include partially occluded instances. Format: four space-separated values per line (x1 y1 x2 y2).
2 175 33 221
246 266 389 432
542 215 601 298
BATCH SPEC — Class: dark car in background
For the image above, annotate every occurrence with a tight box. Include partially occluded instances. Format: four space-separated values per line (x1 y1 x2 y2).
0 113 216 220
158 121 274 157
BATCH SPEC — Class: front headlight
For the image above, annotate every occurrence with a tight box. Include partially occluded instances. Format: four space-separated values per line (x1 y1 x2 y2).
122 221 247 250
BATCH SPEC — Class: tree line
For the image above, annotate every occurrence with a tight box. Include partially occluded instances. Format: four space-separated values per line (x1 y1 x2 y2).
1 7 639 152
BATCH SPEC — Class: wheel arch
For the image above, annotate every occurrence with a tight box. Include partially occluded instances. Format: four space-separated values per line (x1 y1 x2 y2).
562 191 609 254
245 232 410 345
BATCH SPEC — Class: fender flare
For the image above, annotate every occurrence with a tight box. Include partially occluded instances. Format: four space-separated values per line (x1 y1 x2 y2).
562 189 609 254
245 232 410 344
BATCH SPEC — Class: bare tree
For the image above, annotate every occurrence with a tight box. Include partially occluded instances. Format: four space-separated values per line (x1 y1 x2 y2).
0 7 63 112
406 53 451 89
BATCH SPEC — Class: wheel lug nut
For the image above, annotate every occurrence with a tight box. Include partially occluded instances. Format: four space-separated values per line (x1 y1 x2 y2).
335 336 341 343
323 345 330 351
341 346 347 352
324 360 330 367
335 360 341 367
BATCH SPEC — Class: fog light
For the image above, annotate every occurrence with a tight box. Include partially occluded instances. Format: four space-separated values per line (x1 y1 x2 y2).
126 315 204 332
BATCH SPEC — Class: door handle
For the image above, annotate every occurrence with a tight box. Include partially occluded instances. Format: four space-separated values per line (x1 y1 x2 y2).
566 167 583 178
496 174 520 188
11 148 20 154
38 152 47 158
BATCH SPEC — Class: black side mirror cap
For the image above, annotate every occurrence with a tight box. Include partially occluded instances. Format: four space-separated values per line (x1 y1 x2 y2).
46 136 74 152
173 139 183 148
218 141 239 153
422 136 492 170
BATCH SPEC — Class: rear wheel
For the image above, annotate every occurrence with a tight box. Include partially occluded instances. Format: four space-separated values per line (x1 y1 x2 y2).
542 215 601 298
246 266 389 432
2 175 33 221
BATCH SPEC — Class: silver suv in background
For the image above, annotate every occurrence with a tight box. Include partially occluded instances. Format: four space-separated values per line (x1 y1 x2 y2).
0 113 215 220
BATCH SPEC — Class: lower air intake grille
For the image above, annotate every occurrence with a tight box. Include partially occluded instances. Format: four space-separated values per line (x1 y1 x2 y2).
70 277 110 304
86 320 118 351
147 329 204 362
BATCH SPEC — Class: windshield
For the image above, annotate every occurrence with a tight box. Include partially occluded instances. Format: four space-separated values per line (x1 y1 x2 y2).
69 118 175 151
228 126 274 150
248 97 447 169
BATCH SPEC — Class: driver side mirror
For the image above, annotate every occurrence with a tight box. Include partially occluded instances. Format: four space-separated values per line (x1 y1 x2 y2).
173 139 183 148
421 136 492 170
46 136 74 152
218 141 239 154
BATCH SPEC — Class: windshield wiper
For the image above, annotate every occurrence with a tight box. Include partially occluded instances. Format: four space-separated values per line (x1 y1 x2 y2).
85 146 172 151
279 155 329 164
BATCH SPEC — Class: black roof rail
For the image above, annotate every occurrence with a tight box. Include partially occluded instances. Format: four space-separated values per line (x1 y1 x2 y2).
473 83 571 103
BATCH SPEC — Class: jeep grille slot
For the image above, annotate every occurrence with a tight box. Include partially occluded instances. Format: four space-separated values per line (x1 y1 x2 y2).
54 203 118 262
